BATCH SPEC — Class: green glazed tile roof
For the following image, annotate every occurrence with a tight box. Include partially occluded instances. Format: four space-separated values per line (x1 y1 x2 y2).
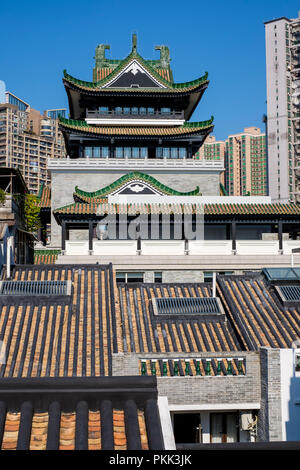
58 116 214 137
63 51 208 93
74 172 201 200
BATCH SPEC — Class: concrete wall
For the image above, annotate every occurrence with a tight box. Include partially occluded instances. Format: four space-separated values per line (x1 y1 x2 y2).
50 169 220 246
161 270 204 283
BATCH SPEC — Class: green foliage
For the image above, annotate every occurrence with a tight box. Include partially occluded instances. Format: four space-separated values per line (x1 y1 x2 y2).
0 188 6 206
24 194 42 233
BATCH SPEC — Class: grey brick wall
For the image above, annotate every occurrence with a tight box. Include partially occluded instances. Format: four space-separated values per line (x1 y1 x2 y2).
112 351 261 405
257 348 282 441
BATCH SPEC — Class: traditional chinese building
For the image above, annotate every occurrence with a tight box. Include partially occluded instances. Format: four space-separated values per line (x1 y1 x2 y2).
48 35 224 247
46 35 300 281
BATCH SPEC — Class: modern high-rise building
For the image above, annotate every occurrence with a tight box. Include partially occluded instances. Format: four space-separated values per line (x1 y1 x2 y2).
194 136 226 188
265 12 300 202
225 127 267 196
0 91 66 193
195 128 267 196
194 135 226 161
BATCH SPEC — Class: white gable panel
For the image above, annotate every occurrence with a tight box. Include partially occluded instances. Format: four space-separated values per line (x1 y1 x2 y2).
102 60 167 89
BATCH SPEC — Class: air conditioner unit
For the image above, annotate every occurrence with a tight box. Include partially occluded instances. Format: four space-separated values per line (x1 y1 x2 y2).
240 412 253 431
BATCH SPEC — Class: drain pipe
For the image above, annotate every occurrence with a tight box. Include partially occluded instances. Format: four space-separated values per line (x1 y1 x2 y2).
6 236 11 279
212 272 217 297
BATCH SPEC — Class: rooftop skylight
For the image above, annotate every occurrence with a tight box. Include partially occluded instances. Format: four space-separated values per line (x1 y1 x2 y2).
262 267 300 281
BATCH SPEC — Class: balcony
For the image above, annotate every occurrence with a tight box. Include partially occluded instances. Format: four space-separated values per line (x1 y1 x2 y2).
62 239 300 257
85 108 185 126
48 157 225 171
86 109 184 120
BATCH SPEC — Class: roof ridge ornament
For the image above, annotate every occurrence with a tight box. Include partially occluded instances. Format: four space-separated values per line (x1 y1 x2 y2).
155 45 170 69
94 44 110 67
132 33 137 54
93 44 110 81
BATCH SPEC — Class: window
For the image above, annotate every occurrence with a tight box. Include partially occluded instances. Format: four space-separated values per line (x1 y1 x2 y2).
85 147 93 157
204 271 233 282
132 147 139 158
210 413 239 443
173 413 201 444
93 147 100 157
172 411 240 444
116 147 123 158
157 147 187 159
171 147 178 159
154 272 162 283
124 147 131 158
140 147 148 158
114 147 148 159
98 106 108 114
84 147 109 158
116 272 144 283
102 147 109 157
179 148 186 159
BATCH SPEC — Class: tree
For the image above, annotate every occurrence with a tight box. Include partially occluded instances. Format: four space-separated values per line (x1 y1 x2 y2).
0 188 6 206
24 194 42 233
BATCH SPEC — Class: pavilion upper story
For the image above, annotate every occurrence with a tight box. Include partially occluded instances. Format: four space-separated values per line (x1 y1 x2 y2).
59 35 214 160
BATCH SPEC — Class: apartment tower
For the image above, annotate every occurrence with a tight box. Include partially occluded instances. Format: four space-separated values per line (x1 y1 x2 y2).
265 12 300 202
195 128 267 196
0 91 66 193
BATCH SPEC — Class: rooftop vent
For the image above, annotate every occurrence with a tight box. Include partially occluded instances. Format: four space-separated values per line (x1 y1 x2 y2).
152 297 224 317
0 280 69 296
275 285 300 306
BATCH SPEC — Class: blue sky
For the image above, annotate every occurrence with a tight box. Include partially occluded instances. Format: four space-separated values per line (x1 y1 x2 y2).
1 0 299 140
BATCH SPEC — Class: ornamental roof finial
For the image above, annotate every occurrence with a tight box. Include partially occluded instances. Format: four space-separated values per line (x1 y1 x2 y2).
132 33 137 53
155 45 170 68
94 44 110 67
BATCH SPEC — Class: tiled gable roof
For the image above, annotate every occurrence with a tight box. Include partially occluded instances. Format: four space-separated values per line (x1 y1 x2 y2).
0 377 163 450
115 283 242 355
53 201 300 217
63 57 208 93
217 273 300 349
0 264 116 378
36 183 51 208
2 264 300 382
